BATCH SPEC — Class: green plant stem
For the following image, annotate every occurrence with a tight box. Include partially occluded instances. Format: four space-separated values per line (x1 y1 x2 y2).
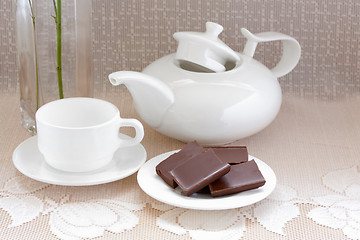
54 0 64 99
28 0 40 109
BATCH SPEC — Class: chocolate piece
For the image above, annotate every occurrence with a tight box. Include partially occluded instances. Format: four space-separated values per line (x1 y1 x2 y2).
206 146 248 164
209 160 266 197
156 141 203 188
170 149 231 196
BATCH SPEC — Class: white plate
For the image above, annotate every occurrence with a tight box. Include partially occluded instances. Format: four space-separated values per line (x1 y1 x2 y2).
13 136 147 186
137 150 276 210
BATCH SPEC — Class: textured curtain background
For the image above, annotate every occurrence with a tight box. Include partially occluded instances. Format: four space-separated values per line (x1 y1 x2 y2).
1 0 359 100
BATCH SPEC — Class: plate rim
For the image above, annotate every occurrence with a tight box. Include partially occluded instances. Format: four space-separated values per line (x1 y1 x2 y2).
137 149 277 210
12 136 147 186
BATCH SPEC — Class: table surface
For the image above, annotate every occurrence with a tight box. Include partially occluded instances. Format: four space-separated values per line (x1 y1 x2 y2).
0 92 359 240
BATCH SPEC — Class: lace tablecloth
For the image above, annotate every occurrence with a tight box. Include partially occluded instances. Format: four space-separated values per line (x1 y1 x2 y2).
0 92 359 240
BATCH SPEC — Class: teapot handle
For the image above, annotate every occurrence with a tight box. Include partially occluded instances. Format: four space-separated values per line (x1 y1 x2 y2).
241 28 301 78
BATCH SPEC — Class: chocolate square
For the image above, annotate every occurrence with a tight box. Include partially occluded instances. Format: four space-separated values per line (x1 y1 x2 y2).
170 149 231 196
209 160 266 197
206 146 248 164
155 140 203 188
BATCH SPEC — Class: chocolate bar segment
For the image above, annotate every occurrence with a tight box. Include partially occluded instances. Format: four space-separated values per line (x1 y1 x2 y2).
170 149 231 196
206 146 248 164
209 160 266 197
156 140 203 188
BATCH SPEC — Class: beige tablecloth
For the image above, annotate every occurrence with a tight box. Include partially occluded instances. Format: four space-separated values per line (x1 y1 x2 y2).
0 92 359 239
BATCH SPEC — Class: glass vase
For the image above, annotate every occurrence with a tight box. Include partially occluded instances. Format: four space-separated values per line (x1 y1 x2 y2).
15 0 93 134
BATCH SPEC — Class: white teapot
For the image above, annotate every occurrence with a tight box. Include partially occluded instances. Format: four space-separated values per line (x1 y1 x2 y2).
109 22 301 145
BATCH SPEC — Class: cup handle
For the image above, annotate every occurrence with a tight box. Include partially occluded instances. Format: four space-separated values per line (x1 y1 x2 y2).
118 118 144 147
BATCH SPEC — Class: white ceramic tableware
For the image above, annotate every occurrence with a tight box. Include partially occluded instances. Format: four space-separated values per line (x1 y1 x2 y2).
36 97 144 172
173 22 240 72
12 135 147 186
108 22 301 145
137 150 276 210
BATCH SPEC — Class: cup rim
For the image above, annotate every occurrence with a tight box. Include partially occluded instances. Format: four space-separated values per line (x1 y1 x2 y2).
35 97 120 130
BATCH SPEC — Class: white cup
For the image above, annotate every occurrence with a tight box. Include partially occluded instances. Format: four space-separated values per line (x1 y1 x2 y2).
35 97 144 172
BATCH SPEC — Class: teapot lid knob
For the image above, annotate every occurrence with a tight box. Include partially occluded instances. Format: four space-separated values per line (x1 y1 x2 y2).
173 22 240 72
205 22 223 39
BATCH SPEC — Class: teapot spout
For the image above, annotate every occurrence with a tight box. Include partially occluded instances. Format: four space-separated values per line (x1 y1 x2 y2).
109 71 174 128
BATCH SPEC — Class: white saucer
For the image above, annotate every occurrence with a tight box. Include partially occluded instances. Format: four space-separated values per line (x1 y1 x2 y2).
137 150 276 210
13 136 147 186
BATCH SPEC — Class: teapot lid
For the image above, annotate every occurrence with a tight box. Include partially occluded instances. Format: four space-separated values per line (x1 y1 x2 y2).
173 22 240 72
